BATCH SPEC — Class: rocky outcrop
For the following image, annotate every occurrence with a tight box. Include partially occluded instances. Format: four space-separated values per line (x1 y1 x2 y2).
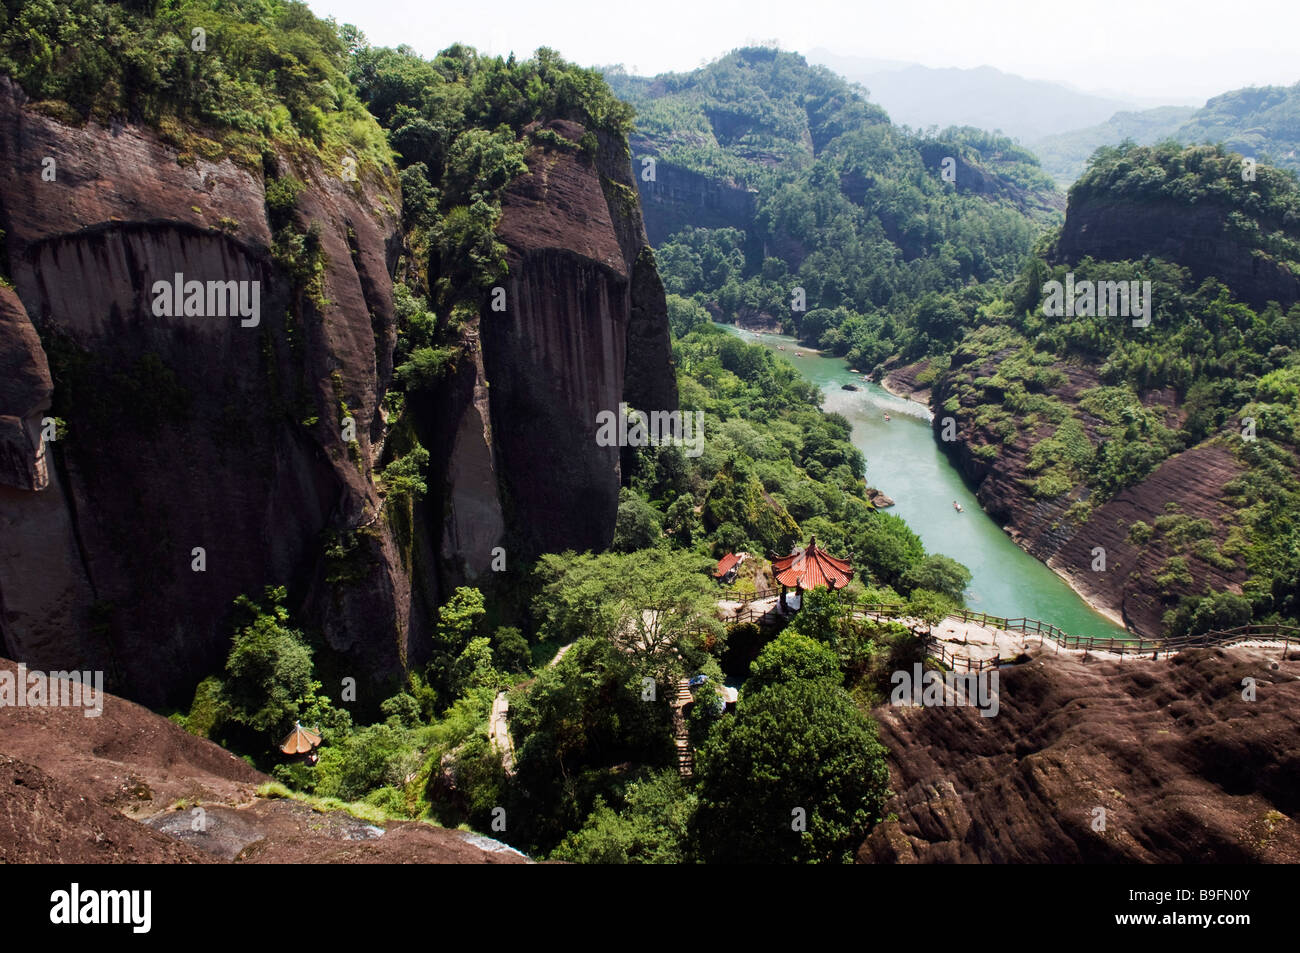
629 142 759 247
1056 197 1300 310
1047 444 1249 634
860 647 1300 863
881 358 933 405
0 656 528 863
0 76 411 705
916 142 1065 217
475 119 676 559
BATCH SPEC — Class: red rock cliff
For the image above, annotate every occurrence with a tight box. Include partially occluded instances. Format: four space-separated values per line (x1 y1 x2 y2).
0 77 412 705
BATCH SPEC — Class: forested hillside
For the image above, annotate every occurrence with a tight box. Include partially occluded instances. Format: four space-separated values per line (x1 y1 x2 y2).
1030 83 1300 187
1176 83 1300 174
1030 106 1196 185
898 142 1300 637
605 48 1062 365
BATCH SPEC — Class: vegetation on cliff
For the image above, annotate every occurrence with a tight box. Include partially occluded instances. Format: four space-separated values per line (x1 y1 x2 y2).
929 144 1300 636
0 0 391 169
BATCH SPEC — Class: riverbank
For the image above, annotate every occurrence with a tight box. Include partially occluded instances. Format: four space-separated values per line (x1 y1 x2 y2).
879 360 934 411
878 374 932 412
1046 559 1130 630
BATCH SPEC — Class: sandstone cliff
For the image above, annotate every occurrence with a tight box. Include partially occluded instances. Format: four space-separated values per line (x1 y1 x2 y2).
460 119 676 565
1056 197 1300 310
0 84 674 705
628 138 759 248
0 76 414 705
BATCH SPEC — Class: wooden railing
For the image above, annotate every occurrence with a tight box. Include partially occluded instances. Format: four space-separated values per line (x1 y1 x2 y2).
923 637 1002 673
942 609 1300 659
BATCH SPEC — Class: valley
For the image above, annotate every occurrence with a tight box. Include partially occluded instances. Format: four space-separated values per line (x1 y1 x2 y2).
727 326 1130 638
0 0 1296 871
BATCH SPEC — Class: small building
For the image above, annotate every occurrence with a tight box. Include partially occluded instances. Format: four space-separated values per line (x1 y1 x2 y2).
713 551 749 584
770 535 853 611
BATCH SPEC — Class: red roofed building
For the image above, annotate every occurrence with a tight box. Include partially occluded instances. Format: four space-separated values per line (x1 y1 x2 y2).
714 552 743 583
771 536 852 609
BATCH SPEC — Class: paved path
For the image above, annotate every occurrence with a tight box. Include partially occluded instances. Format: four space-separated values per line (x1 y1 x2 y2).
488 641 575 775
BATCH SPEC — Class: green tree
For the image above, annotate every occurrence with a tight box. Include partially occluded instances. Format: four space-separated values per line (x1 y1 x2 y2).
550 770 698 864
532 550 723 681
746 631 841 692
695 679 891 863
612 490 664 552
222 587 315 733
900 553 972 599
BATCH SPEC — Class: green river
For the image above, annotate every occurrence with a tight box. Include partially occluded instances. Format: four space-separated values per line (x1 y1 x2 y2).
726 326 1130 640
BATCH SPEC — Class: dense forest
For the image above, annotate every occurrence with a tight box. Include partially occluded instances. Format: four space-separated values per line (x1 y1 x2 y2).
608 49 1063 374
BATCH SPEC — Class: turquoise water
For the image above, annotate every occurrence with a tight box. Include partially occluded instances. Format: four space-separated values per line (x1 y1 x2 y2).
726 326 1129 640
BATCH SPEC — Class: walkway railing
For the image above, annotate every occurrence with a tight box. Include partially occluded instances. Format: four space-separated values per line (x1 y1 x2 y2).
720 590 1300 661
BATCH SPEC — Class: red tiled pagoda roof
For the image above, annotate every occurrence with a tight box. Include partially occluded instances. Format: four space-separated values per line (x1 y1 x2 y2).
770 536 853 591
714 553 741 577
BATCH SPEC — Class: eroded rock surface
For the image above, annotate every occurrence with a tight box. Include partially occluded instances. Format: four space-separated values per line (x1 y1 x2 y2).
860 647 1300 863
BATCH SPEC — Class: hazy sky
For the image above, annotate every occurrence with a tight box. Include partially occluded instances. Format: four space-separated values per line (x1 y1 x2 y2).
307 0 1298 104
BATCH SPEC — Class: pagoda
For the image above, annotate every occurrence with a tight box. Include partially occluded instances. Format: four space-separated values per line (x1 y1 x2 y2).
770 535 853 609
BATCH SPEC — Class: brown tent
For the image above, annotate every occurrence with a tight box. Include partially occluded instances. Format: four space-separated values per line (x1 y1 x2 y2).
280 721 322 755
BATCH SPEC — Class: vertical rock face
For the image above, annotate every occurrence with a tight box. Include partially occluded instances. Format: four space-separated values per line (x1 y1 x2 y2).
0 286 51 492
629 146 759 247
438 337 506 582
468 119 676 560
0 85 675 705
1055 198 1300 310
0 78 410 705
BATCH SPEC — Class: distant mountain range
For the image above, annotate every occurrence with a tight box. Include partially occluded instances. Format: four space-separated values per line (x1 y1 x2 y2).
805 51 1300 185
808 49 1157 141
1029 106 1198 184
